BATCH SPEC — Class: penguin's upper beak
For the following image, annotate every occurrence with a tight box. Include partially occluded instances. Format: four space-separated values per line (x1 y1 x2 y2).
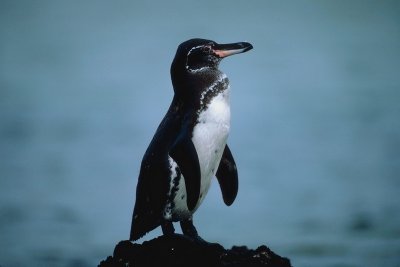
213 42 253 58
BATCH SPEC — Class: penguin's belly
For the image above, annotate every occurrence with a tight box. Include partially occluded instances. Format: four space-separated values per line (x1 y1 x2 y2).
164 91 230 221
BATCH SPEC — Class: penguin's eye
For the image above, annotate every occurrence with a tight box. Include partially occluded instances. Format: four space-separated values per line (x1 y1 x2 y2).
202 45 212 54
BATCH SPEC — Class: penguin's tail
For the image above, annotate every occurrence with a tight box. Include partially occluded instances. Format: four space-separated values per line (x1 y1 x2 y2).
129 213 160 241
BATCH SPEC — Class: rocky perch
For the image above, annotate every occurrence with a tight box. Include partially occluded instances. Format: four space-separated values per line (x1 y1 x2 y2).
98 234 292 267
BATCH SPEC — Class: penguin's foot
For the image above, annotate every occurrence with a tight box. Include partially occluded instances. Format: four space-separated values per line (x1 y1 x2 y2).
161 221 175 236
180 218 199 238
180 218 220 248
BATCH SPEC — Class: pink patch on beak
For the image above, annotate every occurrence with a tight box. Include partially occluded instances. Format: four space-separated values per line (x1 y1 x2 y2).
213 49 244 58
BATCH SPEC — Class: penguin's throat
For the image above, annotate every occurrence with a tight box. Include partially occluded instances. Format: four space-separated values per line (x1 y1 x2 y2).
198 73 229 113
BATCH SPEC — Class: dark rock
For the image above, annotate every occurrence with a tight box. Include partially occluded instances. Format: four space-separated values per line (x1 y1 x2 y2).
98 234 292 267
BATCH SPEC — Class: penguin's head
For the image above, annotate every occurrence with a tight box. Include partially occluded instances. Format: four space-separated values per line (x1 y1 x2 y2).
171 38 253 93
172 38 253 73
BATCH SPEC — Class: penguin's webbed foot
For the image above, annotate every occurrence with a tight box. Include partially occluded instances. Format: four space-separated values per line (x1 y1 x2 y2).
180 218 221 248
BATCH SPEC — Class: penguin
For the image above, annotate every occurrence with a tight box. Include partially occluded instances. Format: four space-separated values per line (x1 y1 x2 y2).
130 38 253 241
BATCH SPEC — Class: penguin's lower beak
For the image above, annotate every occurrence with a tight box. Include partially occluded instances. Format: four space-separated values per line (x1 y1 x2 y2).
213 42 253 58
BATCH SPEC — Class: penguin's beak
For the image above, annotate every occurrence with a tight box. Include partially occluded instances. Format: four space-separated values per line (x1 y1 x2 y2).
213 42 253 58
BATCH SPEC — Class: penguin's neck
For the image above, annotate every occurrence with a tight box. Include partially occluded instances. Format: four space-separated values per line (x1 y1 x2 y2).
170 70 230 124
196 72 229 114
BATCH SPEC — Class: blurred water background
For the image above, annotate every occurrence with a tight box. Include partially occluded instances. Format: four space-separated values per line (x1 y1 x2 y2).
1 1 400 266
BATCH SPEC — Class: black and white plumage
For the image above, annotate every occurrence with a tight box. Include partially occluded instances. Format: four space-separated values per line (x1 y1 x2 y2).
130 38 253 241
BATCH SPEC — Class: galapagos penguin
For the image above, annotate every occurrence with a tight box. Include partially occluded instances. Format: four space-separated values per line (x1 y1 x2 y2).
130 38 253 241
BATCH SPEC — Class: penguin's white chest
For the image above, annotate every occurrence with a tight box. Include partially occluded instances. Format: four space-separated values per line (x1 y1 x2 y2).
192 89 231 200
164 89 230 220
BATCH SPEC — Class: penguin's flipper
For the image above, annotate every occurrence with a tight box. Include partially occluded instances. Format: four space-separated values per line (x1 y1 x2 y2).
170 133 201 211
216 144 238 206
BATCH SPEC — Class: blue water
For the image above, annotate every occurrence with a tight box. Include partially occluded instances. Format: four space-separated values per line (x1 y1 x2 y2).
1 1 400 266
